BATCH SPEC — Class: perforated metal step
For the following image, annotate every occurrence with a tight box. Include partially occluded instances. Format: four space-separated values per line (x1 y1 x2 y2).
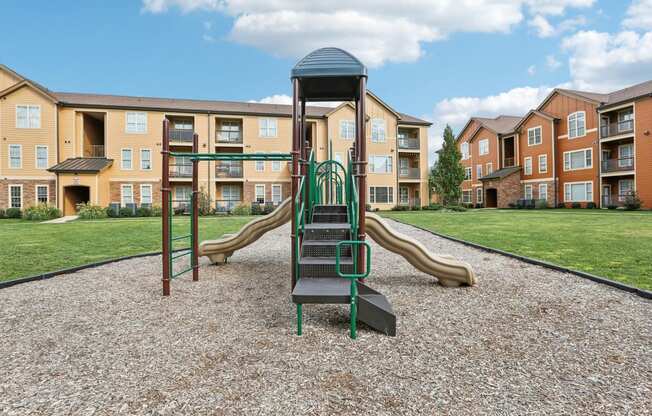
313 204 347 214
301 240 352 257
299 257 354 278
303 223 350 241
312 212 349 223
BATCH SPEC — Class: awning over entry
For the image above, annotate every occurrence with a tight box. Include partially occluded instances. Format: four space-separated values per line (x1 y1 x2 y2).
48 157 113 174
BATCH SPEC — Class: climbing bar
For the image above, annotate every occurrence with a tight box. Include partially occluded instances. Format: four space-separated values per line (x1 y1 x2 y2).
171 249 192 260
171 234 191 241
171 267 193 279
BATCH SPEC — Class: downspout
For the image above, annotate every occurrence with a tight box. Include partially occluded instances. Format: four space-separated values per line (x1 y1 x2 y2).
552 120 557 207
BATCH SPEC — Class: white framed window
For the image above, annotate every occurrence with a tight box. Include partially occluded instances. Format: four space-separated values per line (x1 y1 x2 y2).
528 126 542 146
538 154 547 174
258 118 277 138
16 105 40 128
479 139 489 155
340 120 355 140
126 112 147 133
175 186 191 203
461 142 470 160
222 184 241 202
399 186 409 204
618 109 634 132
140 149 152 171
464 167 472 180
476 164 482 179
271 184 282 204
140 184 153 205
563 148 592 171
371 118 386 143
255 160 265 172
121 148 133 170
173 120 192 130
618 144 633 168
36 185 49 204
9 144 22 169
121 184 134 206
568 111 586 139
369 155 392 174
9 185 22 208
486 162 493 175
35 145 48 169
524 157 533 175
539 184 548 201
462 190 472 204
255 184 265 203
272 160 281 172
369 186 394 204
564 181 593 202
524 184 533 200
476 188 483 204
618 179 634 201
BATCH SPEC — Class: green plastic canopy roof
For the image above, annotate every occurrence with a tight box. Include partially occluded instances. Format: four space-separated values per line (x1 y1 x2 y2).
291 47 367 101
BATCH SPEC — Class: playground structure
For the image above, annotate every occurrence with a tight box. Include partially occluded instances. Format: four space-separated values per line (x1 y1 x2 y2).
161 48 476 339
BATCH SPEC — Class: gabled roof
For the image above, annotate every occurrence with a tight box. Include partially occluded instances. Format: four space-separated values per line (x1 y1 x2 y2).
513 109 558 132
537 88 608 111
457 115 521 142
479 166 521 181
599 79 652 109
397 112 431 126
48 158 113 173
0 79 59 102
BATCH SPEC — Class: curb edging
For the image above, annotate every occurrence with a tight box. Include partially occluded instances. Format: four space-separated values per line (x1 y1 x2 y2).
386 217 652 300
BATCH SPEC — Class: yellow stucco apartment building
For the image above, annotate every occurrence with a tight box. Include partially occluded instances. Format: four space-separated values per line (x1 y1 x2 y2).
0 64 431 215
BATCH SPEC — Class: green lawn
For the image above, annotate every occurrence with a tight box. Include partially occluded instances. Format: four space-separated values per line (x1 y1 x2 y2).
0 216 254 282
381 209 652 291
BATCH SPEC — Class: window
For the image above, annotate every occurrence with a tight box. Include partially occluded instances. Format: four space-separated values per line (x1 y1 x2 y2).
255 160 265 172
371 118 386 143
464 167 472 180
528 126 542 146
486 163 493 175
126 112 147 133
173 120 192 130
524 184 533 200
479 139 489 155
618 109 634 132
568 111 586 139
140 149 152 170
175 186 191 203
524 157 533 175
259 118 277 138
618 144 633 168
121 149 133 170
255 184 265 203
272 160 281 172
462 190 472 204
369 186 393 204
9 185 22 208
564 182 593 202
121 184 134 206
563 148 592 171
340 120 355 140
538 154 547 174
140 184 152 205
369 155 392 174
36 185 48 204
539 183 548 201
222 185 241 202
619 179 634 201
461 142 470 160
476 188 483 204
33 145 49 169
399 186 409 204
271 184 282 204
16 105 40 128
9 144 22 168
476 164 482 179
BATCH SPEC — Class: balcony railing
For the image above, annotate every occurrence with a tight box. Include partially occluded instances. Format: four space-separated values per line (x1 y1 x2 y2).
216 161 243 178
398 137 419 150
399 167 420 179
170 164 192 178
86 144 105 158
169 128 194 142
399 197 421 207
602 194 633 207
601 157 634 173
600 120 634 139
216 199 242 212
216 130 243 144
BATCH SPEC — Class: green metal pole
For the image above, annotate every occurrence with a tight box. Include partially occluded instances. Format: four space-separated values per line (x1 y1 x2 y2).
350 280 358 339
297 304 303 336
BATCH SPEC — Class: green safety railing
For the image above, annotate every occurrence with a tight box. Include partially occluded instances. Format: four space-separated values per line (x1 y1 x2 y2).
336 240 371 339
167 197 195 280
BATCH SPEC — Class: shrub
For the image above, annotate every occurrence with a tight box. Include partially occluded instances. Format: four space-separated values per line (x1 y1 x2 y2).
77 203 108 220
232 203 252 216
571 202 582 209
586 202 597 209
535 199 548 209
607 204 618 210
23 204 62 221
557 202 566 209
151 204 163 217
391 205 410 211
507 202 516 209
198 187 212 216
446 205 467 212
474 203 484 209
173 204 188 215
137 207 152 217
0 208 5 218
623 192 642 211
6 208 22 218
411 205 422 211
365 204 372 211
424 203 442 211
119 207 135 217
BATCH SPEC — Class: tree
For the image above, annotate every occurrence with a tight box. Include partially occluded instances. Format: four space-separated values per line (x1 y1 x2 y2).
430 125 465 206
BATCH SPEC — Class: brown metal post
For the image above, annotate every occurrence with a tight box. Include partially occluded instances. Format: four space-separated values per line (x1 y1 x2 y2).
192 133 199 282
290 79 300 289
162 119 171 296
300 98 308 218
357 77 367 276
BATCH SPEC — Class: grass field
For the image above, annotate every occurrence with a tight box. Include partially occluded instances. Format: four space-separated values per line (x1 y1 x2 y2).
381 209 652 291
0 216 253 282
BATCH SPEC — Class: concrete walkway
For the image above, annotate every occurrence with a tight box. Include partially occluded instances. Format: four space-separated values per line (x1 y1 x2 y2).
42 215 78 224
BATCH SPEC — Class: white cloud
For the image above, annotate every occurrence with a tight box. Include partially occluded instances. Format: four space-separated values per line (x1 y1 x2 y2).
528 14 586 38
142 0 221 13
528 65 537 75
623 0 652 30
250 94 342 108
546 54 562 70
525 0 594 16
562 29 652 91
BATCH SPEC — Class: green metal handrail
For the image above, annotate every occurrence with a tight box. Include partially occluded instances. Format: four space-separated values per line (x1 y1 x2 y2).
335 240 371 339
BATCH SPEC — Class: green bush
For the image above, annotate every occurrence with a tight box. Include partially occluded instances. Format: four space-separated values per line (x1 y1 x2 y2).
586 202 597 209
77 203 108 220
535 199 549 209
571 202 582 209
151 204 163 217
5 208 22 218
137 207 152 217
623 192 642 211
0 208 5 218
607 204 618 210
423 203 442 211
391 205 410 211
198 187 212 216
119 207 135 217
23 204 62 221
232 203 252 216
411 205 422 211
446 205 467 212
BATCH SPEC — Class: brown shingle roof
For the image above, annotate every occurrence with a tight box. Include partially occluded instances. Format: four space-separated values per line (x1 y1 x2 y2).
397 112 431 126
479 166 521 181
48 158 113 173
474 115 522 135
601 79 652 108
556 88 609 104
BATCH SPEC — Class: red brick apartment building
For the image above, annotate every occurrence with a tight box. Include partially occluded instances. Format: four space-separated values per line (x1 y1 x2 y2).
457 80 652 208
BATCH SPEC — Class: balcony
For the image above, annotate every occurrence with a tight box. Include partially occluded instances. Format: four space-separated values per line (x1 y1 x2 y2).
216 130 243 144
86 144 105 158
216 161 243 178
169 128 194 143
602 157 634 173
170 164 192 178
398 137 419 150
600 120 634 139
399 167 420 180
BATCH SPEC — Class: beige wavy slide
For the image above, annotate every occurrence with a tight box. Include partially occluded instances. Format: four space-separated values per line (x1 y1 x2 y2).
365 213 476 287
199 197 292 264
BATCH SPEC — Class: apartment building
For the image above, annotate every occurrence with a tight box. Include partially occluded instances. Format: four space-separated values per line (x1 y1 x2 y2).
0 64 430 214
457 80 652 209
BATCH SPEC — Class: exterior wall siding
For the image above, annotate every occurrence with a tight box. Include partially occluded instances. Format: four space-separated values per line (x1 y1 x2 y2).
634 97 652 207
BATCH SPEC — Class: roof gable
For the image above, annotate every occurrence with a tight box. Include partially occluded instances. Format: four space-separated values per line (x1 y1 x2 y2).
0 79 58 103
513 109 557 132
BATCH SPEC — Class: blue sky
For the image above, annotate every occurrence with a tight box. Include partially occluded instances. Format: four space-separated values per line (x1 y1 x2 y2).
2 1 651 162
